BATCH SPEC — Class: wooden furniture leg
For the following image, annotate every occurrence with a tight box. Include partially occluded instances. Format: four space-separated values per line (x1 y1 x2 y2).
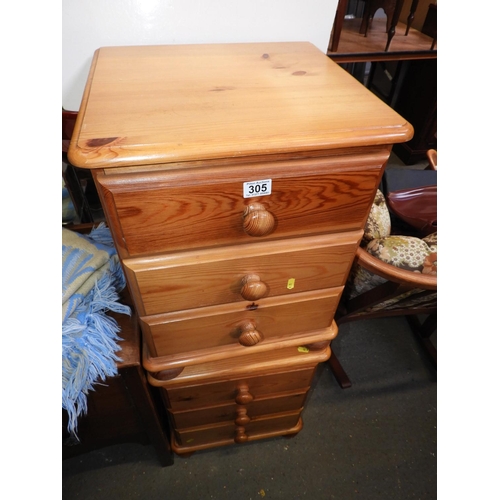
405 0 420 35
359 0 406 51
359 2 373 35
120 363 174 467
328 0 349 52
385 0 405 51
330 311 436 390
327 349 352 389
421 3 437 50
360 0 399 35
406 312 437 368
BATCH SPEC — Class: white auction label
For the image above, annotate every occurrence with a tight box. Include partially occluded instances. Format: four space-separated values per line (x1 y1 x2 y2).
243 179 272 198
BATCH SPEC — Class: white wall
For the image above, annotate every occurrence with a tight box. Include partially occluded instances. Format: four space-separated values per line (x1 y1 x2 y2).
62 0 338 111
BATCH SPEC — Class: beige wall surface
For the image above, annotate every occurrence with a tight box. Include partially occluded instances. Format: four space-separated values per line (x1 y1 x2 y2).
62 0 339 111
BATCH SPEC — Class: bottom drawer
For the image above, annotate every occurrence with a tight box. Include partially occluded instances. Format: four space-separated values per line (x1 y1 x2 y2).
152 343 333 453
168 390 308 429
173 410 303 449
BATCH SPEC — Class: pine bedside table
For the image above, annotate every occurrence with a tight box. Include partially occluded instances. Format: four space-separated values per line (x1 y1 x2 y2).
68 42 412 455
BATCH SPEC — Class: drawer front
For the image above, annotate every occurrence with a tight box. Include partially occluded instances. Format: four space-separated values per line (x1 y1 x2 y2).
164 366 316 412
97 152 386 257
124 232 360 316
174 411 302 448
141 287 340 358
169 391 308 430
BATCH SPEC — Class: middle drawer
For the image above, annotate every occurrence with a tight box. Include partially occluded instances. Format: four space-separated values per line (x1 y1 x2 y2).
124 231 361 316
140 286 340 359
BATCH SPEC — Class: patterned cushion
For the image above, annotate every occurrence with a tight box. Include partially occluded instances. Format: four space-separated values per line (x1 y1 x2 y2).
365 235 434 273
346 231 437 303
422 232 437 251
363 189 391 244
347 264 387 298
344 192 437 309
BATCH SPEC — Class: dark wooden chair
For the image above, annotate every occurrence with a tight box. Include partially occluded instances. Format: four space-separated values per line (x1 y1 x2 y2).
328 0 419 53
330 245 437 388
329 162 437 388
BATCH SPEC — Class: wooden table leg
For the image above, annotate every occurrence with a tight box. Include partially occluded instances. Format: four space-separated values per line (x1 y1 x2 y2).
385 0 406 51
405 0 420 35
406 313 437 369
328 0 349 53
121 367 174 467
328 350 352 389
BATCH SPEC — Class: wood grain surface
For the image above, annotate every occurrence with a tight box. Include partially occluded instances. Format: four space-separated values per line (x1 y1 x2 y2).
68 42 412 169
124 231 361 316
97 152 385 257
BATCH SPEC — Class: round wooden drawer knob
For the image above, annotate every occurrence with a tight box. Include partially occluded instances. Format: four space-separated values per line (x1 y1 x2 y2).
235 384 254 405
235 426 249 443
238 321 263 346
240 274 268 301
235 408 251 426
243 202 275 237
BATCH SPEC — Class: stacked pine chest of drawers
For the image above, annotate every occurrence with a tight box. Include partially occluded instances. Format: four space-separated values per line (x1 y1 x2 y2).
68 42 412 455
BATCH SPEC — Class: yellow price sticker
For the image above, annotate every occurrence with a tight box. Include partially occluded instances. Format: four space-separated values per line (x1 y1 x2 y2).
287 278 295 289
297 346 309 353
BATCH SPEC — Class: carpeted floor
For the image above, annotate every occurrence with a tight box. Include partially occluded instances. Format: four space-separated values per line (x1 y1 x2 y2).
62 315 437 500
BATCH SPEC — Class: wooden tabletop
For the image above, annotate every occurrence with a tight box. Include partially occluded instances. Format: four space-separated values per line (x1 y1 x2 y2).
68 42 413 169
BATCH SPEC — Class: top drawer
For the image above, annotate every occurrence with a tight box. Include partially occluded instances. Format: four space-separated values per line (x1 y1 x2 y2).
96 151 387 257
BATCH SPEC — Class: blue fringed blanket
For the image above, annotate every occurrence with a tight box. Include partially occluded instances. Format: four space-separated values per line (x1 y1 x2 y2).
62 224 130 436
